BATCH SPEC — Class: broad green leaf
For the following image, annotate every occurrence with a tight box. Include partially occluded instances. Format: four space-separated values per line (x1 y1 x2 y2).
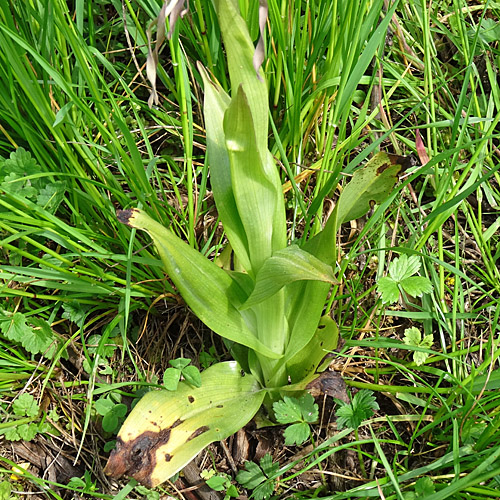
377 276 401 304
336 152 411 227
199 65 251 272
281 279 332 369
104 361 265 488
285 315 339 384
224 85 286 272
241 246 337 309
117 209 281 359
401 276 434 298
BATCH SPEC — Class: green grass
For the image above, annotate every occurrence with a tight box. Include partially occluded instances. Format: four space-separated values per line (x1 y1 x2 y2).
0 0 499 499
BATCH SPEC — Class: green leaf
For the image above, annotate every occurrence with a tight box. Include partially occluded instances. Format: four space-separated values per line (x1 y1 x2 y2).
199 66 251 273
36 181 66 213
62 301 89 327
403 327 422 347
285 315 339 384
377 255 433 304
206 475 227 491
117 209 281 360
401 276 434 298
105 361 265 488
163 368 181 391
274 394 318 446
182 365 202 388
241 246 337 309
336 153 410 226
236 460 265 489
214 0 268 150
377 276 400 304
102 404 128 433
253 481 275 500
170 358 191 370
0 481 11 500
95 398 115 416
335 389 379 430
17 423 39 441
13 393 39 417
389 255 420 281
223 84 286 272
273 397 303 424
1 172 37 198
403 327 434 366
0 312 54 356
283 422 310 446
259 454 279 478
415 476 436 497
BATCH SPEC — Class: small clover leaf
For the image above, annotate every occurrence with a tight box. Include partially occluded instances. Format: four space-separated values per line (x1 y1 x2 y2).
182 365 202 387
162 359 202 390
163 367 181 390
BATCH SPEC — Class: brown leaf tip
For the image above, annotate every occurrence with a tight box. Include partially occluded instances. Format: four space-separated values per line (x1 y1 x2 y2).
116 209 136 226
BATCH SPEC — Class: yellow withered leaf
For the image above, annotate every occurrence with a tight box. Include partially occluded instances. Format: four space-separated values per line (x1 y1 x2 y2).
105 361 264 488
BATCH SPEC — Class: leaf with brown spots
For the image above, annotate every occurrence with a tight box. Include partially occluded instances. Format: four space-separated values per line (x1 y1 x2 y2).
104 361 264 488
335 152 413 226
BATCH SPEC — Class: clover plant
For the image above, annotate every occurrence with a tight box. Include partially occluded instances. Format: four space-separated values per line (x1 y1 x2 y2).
105 0 411 488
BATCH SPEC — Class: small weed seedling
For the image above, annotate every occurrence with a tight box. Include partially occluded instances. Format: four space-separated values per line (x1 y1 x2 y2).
162 357 201 391
0 393 59 442
0 147 66 215
273 393 318 446
201 469 239 500
335 389 379 477
94 396 128 434
236 454 280 500
404 476 436 499
335 389 379 430
403 327 434 366
0 311 61 359
377 254 433 305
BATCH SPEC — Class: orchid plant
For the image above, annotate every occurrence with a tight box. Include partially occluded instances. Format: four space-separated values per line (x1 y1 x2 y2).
105 0 409 488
